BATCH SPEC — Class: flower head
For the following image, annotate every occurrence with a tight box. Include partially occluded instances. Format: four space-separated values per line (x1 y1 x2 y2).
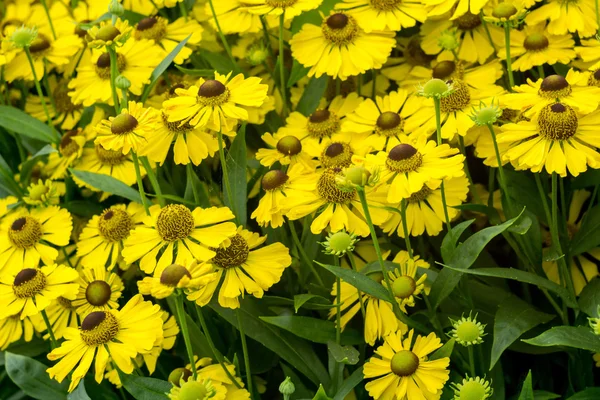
86 19 131 49
10 25 37 49
470 99 502 126
321 230 358 257
417 78 454 99
23 179 61 206
452 376 494 400
449 313 486 346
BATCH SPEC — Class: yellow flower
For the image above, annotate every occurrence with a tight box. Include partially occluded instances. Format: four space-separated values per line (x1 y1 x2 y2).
364 329 450 399
255 129 318 171
168 376 219 400
0 313 43 350
336 0 426 32
162 72 269 132
241 0 323 20
388 251 430 312
142 311 179 374
425 0 489 19
123 204 237 275
24 76 84 130
42 297 78 340
47 294 164 392
71 265 124 317
205 0 278 34
86 19 132 49
138 260 218 299
290 11 395 80
0 196 18 220
23 179 61 206
497 102 600 177
574 39 600 71
526 0 598 38
0 264 79 320
187 227 291 309
0 206 72 274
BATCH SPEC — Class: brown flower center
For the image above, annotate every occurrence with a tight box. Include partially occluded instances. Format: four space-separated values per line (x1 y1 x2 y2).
13 268 46 298
386 144 423 173
322 13 359 45
307 109 340 139
156 204 195 242
211 234 249 268
454 12 481 30
60 130 81 157
8 216 42 248
85 280 112 306
440 79 471 113
262 170 289 191
321 142 353 168
537 103 578 140
95 145 127 166
98 208 133 242
317 169 355 204
80 311 119 346
160 264 192 286
95 53 126 80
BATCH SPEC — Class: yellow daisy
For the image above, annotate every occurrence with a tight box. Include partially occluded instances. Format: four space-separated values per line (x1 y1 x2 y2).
134 16 203 64
205 0 278 34
187 227 291 309
47 294 164 392
241 0 323 19
137 259 218 299
387 251 429 312
0 206 72 274
85 19 132 49
43 297 79 340
71 265 124 317
0 264 79 320
142 311 179 375
0 196 18 220
23 179 61 206
122 204 237 275
0 313 43 350
168 376 220 399
335 0 427 32
526 0 598 38
255 129 318 171
24 76 84 130
381 36 436 91
425 0 489 19
289 11 396 80
574 39 600 71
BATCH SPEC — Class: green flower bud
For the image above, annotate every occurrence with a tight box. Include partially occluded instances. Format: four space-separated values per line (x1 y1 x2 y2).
418 78 454 99
10 25 38 49
470 99 502 126
279 376 295 399
115 75 131 90
109 0 125 16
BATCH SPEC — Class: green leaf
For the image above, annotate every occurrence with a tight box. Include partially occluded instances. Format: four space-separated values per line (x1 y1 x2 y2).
523 326 600 352
333 366 363 400
5 352 69 400
120 374 171 400
430 211 524 309
571 206 600 256
287 60 310 88
174 65 215 76
508 214 532 235
490 295 554 370
200 51 239 74
184 167 210 207
532 391 561 400
69 169 142 203
579 278 600 317
517 370 534 400
316 262 392 302
293 294 331 312
260 316 362 345
356 260 398 276
67 381 91 400
568 388 600 399
313 384 333 400
0 106 59 143
0 153 23 197
327 341 359 365
141 35 191 102
295 75 328 116
438 266 577 308
224 124 247 226
263 295 334 311
19 144 56 184
441 219 474 262
63 201 104 218
430 338 455 360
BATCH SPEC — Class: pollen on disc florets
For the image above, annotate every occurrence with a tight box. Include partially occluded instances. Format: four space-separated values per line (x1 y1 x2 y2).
322 13 359 46
376 111 404 137
8 216 42 248
197 80 230 107
60 130 81 157
134 17 167 42
588 69 600 87
537 102 578 140
450 313 486 346
370 0 402 11
54 83 81 115
98 208 133 242
318 169 356 203
86 280 112 306
454 12 481 31
262 170 289 191
523 32 549 51
265 0 299 6
307 109 340 139
386 144 423 173
441 79 471 112
13 268 46 298
390 350 420 376
111 113 139 135
321 142 353 168
80 311 119 346
538 75 571 99
95 52 126 80
156 204 195 242
95 145 126 166
407 186 432 203
160 264 192 286
211 234 249 268
162 111 193 133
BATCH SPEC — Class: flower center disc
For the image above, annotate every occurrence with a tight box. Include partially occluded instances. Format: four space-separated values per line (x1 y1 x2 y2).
95 145 126 165
386 144 423 173
538 75 571 99
156 204 195 242
440 79 471 112
96 25 121 42
537 103 578 140
523 32 549 51
432 60 464 80
80 311 119 346
98 209 133 242
95 53 126 80
179 381 210 400
160 264 192 286
265 0 298 6
29 33 51 55
135 17 167 42
321 142 353 168
28 183 49 201
307 109 340 139
454 12 481 30
317 169 355 204
322 13 359 45
392 275 417 299
408 186 432 203
111 113 139 135
211 234 249 268
262 170 289 191
8 216 42 248
588 69 600 87
197 80 230 107
276 135 302 156
85 280 112 306
13 268 46 298
60 130 81 157
459 381 488 400
370 0 402 11
390 350 420 376
455 320 481 343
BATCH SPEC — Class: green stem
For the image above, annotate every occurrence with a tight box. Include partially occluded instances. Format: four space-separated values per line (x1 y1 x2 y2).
187 163 200 205
107 46 120 113
468 346 476 377
486 123 515 215
179 0 188 19
503 24 515 89
42 61 56 115
371 69 377 99
334 256 341 345
131 152 150 215
433 97 452 231
347 253 366 320
174 292 198 379
217 131 237 221
207 0 237 67
537 65 545 79
120 87 128 111
289 220 325 286
236 308 254 398
140 156 165 206
551 173 576 301
41 310 58 349
400 199 413 258
278 14 288 118
194 304 242 389
24 48 52 127
40 0 57 39
458 135 483 205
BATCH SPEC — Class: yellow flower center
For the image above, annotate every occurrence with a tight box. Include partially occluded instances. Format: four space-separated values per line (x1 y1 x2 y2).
60 130 81 157
95 145 127 166
80 311 119 346
211 234 249 268
370 0 402 11
265 0 298 7
95 53 126 80
523 32 549 51
85 280 112 306
262 170 289 191
432 60 464 80
28 182 49 201
111 113 139 135
407 186 431 203
277 135 302 156
454 12 481 30
29 33 51 58
197 80 230 107
13 268 46 298
98 208 133 242
440 79 471 112
317 169 355 204
321 142 353 168
135 17 167 42
392 275 417 299
390 350 420 376
386 144 423 173
156 204 195 242
160 264 192 286
307 109 340 139
376 111 404 137
322 13 359 46
538 75 572 99
537 103 578 140
54 82 81 114
179 381 213 400
8 216 42 248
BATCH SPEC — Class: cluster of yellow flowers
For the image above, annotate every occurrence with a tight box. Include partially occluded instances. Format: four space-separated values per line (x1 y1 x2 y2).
1 0 600 399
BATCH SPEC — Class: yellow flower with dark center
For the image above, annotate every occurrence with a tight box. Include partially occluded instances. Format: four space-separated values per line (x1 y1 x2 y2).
241 0 323 19
381 36 436 90
162 71 269 132
138 260 218 299
290 12 395 80
336 0 427 32
23 179 61 206
134 16 202 64
0 206 72 274
255 130 318 171
187 227 291 309
0 264 79 320
381 175 469 237
0 313 43 350
498 102 600 177
47 294 164 392
123 204 237 275
364 329 450 399
86 19 131 49
72 265 123 316
526 0 598 38
388 251 429 312
42 296 78 340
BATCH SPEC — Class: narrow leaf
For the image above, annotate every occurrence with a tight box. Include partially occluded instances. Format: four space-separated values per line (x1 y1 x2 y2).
327 341 359 365
296 75 328 116
517 371 534 400
430 338 455 360
317 262 392 302
0 105 59 143
69 169 142 203
20 145 56 183
579 277 600 317
294 293 331 312
5 352 69 400
571 206 600 256
287 60 310 88
523 326 600 353
174 66 215 76
568 388 600 399
260 315 362 345
224 124 247 225
67 381 91 400
441 219 474 262
120 374 171 400
333 366 364 400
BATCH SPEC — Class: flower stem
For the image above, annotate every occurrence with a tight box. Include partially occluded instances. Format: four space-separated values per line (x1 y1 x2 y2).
537 65 545 79
107 46 120 113
179 0 188 19
40 0 57 40
139 156 164 207
468 346 476 377
551 173 576 300
194 304 243 389
433 97 452 231
400 199 413 258
278 14 288 118
41 309 58 349
458 135 483 205
503 24 515 89
371 69 377 99
174 292 198 379
217 131 237 220
288 220 325 286
187 163 200 205
131 152 151 215
334 256 341 345
24 48 52 127
236 308 254 398
207 0 237 67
